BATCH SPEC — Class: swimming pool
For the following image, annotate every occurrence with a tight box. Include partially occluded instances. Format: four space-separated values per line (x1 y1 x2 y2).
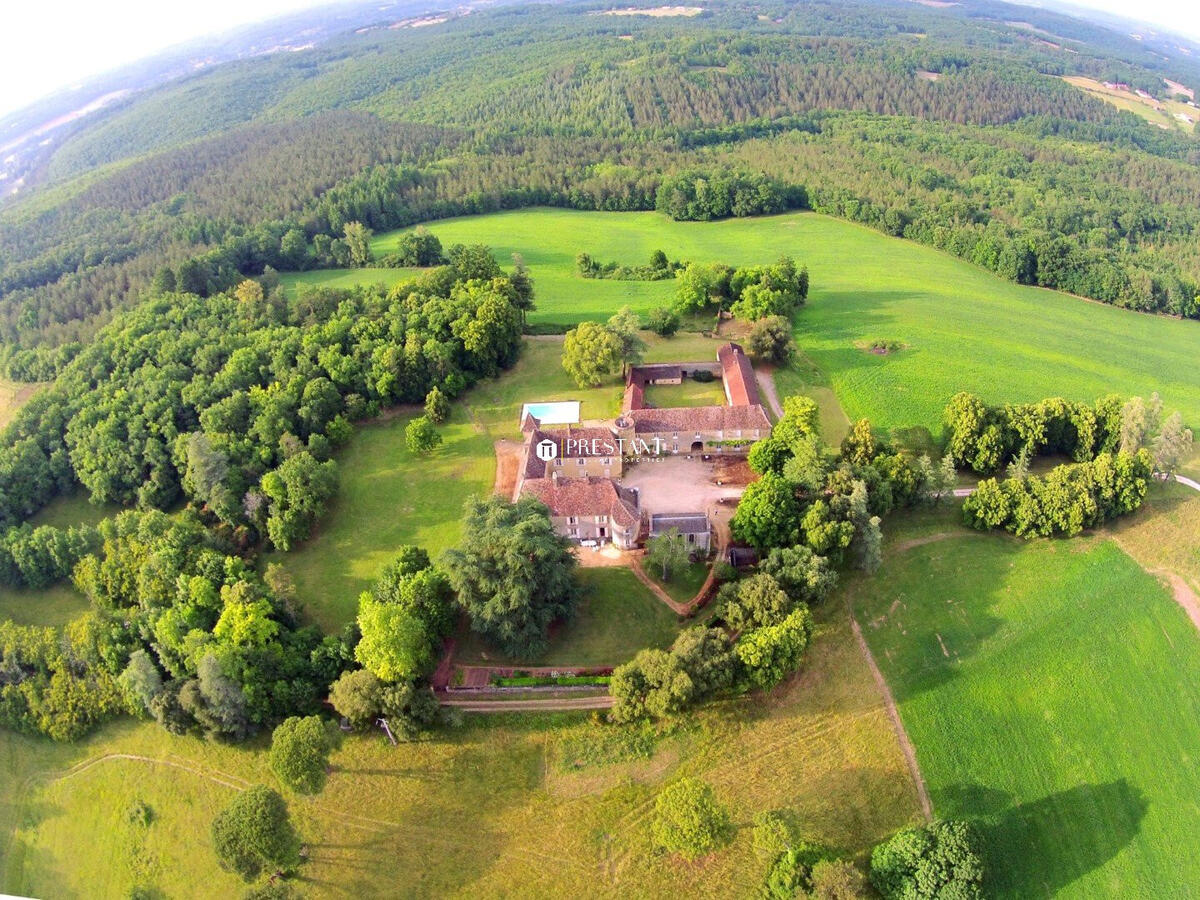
521 401 581 425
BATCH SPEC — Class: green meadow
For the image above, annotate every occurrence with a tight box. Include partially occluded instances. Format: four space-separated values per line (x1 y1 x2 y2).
852 524 1200 897
2 602 922 899
264 404 495 632
356 208 1200 436
452 568 683 667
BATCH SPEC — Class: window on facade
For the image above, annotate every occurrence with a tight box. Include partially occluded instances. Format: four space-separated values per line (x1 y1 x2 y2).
554 457 563 466
568 516 578 525
576 458 585 466
602 457 611 466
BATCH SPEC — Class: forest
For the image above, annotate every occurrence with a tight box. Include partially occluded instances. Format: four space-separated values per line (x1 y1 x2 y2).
0 0 1199 356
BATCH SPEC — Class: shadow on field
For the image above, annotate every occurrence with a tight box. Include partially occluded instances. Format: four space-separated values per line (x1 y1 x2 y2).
935 780 1147 897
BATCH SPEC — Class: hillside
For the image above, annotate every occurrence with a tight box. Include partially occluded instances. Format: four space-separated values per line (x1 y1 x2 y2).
0 0 1198 352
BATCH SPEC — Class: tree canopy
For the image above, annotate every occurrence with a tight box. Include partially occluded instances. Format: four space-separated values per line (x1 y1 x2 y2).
442 496 579 658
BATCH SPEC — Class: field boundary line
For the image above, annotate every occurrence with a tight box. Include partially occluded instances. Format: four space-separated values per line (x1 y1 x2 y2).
847 614 933 822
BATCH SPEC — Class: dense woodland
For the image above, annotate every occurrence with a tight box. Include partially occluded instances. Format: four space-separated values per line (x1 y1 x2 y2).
1 0 1199 353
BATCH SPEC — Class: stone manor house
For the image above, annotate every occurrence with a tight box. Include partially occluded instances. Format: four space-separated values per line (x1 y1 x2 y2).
514 342 771 549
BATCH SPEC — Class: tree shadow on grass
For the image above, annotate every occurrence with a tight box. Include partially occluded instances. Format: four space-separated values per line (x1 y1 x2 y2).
936 780 1148 898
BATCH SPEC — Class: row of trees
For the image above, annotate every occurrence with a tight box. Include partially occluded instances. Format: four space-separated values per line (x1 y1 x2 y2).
963 450 1154 537
0 522 98 589
576 249 681 281
648 775 985 898
945 390 1193 474
673 255 810 320
610 544 837 722
733 399 956 564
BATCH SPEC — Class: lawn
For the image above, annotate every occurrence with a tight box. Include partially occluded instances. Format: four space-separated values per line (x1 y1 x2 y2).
269 405 495 631
851 527 1200 897
0 584 88 629
278 266 423 296
361 209 1200 438
643 378 726 409
0 379 43 430
453 567 683 667
2 601 922 898
29 490 119 529
648 559 711 604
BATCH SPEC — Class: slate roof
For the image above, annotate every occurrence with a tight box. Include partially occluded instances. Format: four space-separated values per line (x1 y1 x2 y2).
521 476 641 528
650 513 710 535
717 342 761 406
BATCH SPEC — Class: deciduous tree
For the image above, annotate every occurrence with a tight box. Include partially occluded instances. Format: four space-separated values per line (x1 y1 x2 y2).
651 778 732 859
269 715 331 794
211 785 302 882
443 496 579 658
562 322 623 387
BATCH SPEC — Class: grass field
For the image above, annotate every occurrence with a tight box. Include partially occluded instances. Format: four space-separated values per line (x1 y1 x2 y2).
0 584 87 628
649 559 711 604
453 568 682 667
851 521 1200 897
358 209 1200 439
2 601 922 899
29 491 119 529
644 378 726 409
278 266 422 295
1061 76 1197 133
0 379 43 430
268 405 495 631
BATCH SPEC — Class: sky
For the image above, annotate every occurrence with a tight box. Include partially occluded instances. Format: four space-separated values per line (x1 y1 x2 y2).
0 0 334 118
1 0 1199 119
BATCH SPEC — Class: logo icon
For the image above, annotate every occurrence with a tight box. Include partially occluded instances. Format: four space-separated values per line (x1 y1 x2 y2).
535 439 558 462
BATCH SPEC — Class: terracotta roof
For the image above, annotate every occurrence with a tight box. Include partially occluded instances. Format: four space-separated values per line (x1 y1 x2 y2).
627 403 771 434
522 424 621 479
717 342 760 407
520 412 540 433
623 380 645 412
521 476 641 528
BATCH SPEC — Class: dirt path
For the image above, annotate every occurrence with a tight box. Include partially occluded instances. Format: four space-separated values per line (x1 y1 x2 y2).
756 369 784 419
848 617 933 822
1154 570 1200 631
493 439 521 499
56 753 252 790
889 529 990 555
1175 474 1200 493
630 555 692 615
440 695 613 712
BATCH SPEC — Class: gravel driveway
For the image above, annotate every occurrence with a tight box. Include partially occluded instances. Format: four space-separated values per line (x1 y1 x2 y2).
620 456 745 514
